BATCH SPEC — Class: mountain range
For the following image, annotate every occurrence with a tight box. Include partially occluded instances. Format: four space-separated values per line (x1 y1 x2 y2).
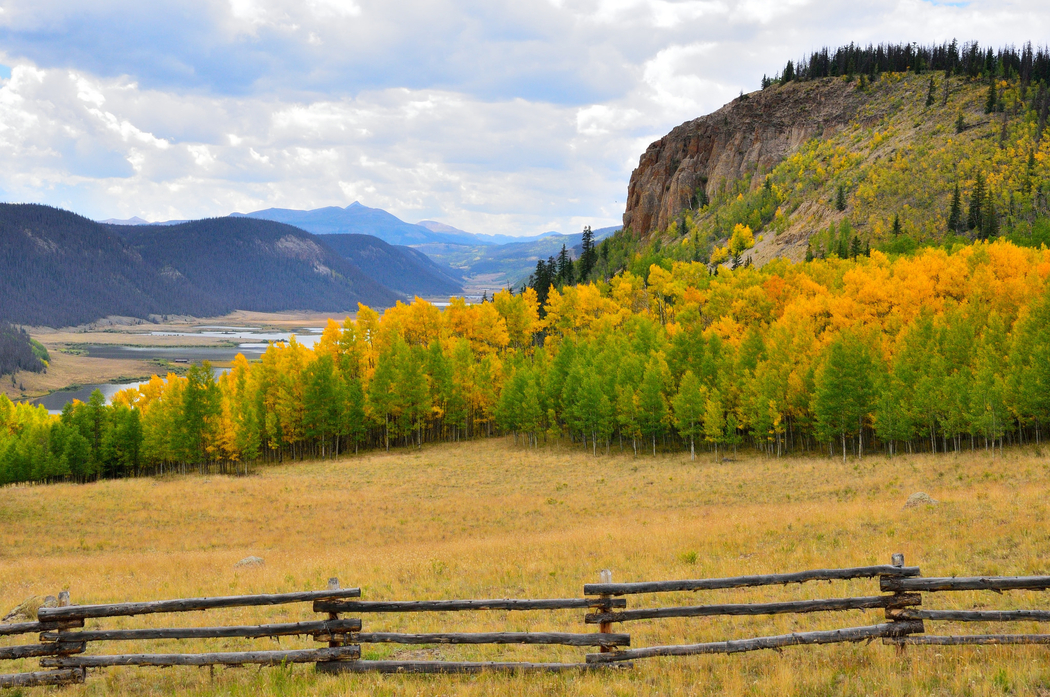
108 202 620 286
0 204 464 327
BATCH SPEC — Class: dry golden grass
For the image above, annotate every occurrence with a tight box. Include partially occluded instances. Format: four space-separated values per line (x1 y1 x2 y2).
2 439 1050 695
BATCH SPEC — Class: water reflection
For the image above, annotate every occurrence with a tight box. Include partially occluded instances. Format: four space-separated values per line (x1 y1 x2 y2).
34 368 228 414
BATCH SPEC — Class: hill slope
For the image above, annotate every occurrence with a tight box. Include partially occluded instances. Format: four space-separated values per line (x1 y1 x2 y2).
319 233 464 297
0 204 226 327
616 52 1050 270
118 218 399 313
0 204 400 327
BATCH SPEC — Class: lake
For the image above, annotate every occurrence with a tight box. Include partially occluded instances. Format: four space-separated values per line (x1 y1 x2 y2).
30 328 323 413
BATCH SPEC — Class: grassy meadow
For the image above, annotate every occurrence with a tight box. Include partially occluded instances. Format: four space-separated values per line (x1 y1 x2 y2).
2 438 1050 695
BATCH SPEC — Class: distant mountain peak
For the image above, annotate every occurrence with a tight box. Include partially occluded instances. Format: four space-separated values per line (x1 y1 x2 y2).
417 220 467 235
101 216 151 225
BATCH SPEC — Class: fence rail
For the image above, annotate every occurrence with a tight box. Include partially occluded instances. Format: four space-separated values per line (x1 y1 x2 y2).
4 555 1050 689
880 575 1050 593
37 587 362 621
586 621 926 663
583 565 922 596
315 597 624 613
585 594 921 624
38 618 363 642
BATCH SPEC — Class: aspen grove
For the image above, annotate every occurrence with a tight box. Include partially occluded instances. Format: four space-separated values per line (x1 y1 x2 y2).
4 239 1050 483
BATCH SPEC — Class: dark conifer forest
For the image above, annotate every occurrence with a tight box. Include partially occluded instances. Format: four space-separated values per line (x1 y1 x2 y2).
0 323 47 377
0 204 406 327
767 40 1050 86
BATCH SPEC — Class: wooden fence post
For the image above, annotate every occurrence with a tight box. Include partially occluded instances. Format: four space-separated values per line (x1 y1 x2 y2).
54 590 83 683
326 578 342 649
598 570 612 654
887 554 918 653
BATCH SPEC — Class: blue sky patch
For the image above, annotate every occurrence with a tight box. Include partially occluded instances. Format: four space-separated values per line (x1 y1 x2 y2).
0 65 11 80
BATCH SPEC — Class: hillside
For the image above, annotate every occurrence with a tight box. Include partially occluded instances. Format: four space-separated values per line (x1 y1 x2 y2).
319 233 464 297
0 204 227 327
0 204 399 327
616 43 1050 269
118 218 399 313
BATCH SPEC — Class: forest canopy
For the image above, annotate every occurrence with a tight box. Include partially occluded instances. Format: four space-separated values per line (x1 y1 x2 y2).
4 239 1050 484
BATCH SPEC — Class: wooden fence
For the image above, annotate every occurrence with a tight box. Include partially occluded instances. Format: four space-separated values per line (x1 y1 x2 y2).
2 554 1049 688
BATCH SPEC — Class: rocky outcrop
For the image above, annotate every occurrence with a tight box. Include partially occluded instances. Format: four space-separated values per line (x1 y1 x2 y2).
623 79 871 239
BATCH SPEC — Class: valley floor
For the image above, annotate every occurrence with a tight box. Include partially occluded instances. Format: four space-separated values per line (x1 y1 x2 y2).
2 439 1049 695
5 310 357 402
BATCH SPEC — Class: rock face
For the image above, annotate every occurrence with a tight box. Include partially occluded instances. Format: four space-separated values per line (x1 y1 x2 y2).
904 492 938 508
622 79 870 240
2 594 57 623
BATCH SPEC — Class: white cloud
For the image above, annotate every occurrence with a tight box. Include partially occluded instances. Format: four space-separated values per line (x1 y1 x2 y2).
0 0 1046 234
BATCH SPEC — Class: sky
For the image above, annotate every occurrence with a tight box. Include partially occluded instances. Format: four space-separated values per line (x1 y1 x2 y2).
0 1 1046 236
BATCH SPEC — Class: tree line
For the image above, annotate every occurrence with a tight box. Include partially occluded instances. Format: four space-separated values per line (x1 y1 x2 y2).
765 40 1050 87
0 322 48 379
4 240 1050 485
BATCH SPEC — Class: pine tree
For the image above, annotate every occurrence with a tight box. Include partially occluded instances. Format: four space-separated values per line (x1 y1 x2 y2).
985 81 997 113
835 185 846 211
947 182 962 232
849 236 862 259
578 227 597 281
891 214 902 237
556 245 573 285
805 243 814 262
955 114 966 134
529 258 554 311
981 197 999 240
967 173 985 231
693 185 709 209
926 75 936 106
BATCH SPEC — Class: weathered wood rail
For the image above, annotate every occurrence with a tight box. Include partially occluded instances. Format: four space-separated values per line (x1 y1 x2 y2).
3 555 1050 688
0 581 361 688
880 573 1050 647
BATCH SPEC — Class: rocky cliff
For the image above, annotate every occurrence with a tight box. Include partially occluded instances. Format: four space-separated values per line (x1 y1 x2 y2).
623 79 872 239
